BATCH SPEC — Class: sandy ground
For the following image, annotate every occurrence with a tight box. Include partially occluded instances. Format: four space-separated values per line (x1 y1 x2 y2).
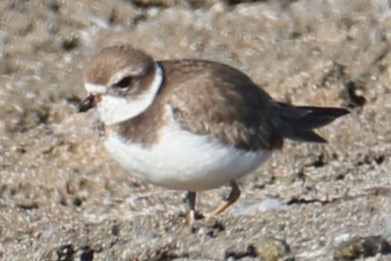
1 0 391 260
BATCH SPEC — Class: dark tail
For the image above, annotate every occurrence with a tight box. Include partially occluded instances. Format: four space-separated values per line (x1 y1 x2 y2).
274 102 349 143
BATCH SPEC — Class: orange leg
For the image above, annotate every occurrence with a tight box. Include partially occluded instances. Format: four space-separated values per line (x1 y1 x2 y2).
207 181 241 217
186 191 197 223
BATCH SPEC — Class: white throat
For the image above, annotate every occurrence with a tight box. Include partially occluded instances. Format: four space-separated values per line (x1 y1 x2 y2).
94 63 163 125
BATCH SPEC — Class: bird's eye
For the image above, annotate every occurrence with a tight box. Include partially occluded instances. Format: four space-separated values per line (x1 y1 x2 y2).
113 76 132 89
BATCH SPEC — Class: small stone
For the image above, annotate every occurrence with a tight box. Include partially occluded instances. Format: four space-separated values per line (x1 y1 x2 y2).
333 235 391 260
225 237 293 261
252 237 292 261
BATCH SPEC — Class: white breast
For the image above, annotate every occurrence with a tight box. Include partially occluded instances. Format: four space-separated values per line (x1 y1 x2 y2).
104 122 272 191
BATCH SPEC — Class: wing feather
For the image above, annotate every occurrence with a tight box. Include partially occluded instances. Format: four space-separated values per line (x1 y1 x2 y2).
159 60 283 151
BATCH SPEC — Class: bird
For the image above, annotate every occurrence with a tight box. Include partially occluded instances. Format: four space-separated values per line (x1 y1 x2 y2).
77 45 349 221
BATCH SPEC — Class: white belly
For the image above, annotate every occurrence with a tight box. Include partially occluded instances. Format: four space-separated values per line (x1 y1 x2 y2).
104 125 272 191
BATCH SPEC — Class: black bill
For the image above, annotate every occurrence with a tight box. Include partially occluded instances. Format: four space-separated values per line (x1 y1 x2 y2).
77 95 96 113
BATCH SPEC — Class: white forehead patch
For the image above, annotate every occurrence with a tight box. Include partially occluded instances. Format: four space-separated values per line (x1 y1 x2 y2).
85 83 107 93
95 62 163 125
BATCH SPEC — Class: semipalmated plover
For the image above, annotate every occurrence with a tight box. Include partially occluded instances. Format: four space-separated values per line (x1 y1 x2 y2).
78 45 349 220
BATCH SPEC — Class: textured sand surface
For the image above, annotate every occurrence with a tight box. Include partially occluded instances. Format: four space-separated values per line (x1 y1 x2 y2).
0 0 391 260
